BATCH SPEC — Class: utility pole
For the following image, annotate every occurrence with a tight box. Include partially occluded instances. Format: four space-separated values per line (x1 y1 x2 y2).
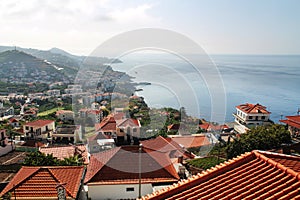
138 143 142 199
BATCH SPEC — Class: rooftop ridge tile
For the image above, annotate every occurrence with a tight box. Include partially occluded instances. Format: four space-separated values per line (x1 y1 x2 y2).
254 150 300 179
142 151 253 200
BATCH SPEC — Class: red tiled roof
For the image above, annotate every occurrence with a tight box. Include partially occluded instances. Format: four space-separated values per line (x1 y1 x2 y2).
9 118 18 123
95 116 116 132
143 150 300 200
87 132 110 141
24 119 55 127
39 145 88 164
286 115 300 123
113 112 125 120
236 103 271 114
141 136 194 159
84 146 179 185
280 115 300 129
169 135 211 149
199 123 210 130
199 123 229 131
117 118 140 127
0 166 84 199
87 109 101 114
56 110 74 115
280 120 300 129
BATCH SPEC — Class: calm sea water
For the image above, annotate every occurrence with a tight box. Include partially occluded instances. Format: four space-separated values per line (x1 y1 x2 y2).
111 52 300 123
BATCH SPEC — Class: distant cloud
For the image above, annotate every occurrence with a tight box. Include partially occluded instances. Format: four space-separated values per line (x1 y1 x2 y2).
0 0 162 54
108 4 155 23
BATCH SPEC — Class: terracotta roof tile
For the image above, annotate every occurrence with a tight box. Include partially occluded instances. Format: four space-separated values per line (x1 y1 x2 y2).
85 146 179 185
116 118 140 127
95 116 116 132
87 132 110 141
142 150 300 200
236 103 271 114
141 136 194 159
113 112 125 120
169 135 211 149
24 119 55 127
280 116 300 129
0 166 84 199
39 145 88 164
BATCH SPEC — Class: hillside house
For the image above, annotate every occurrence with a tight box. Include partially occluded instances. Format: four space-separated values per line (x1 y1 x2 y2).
56 110 74 122
52 125 82 143
84 146 179 199
280 115 300 137
23 119 55 140
0 166 84 199
233 103 272 133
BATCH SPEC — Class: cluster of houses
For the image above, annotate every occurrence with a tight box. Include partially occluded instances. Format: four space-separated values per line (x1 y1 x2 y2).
1 102 300 199
0 126 213 199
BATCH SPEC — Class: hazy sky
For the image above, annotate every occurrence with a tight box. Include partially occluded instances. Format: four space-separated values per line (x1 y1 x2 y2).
0 0 299 55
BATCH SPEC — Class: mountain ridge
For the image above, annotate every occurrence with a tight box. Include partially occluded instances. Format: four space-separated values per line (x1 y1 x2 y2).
0 45 122 70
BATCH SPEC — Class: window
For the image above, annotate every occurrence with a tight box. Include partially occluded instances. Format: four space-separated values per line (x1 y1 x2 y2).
133 128 137 132
126 187 134 192
249 116 253 120
25 126 29 130
262 116 265 120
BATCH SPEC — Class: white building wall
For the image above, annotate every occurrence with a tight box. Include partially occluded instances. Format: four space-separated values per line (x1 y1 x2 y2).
88 184 153 200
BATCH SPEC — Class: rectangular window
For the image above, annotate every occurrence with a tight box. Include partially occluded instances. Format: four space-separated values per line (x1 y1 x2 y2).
249 116 253 119
126 187 134 192
133 128 137 132
262 116 265 119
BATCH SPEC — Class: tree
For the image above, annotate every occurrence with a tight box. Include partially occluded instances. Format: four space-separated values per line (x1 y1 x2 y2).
226 124 291 159
59 154 83 166
23 151 84 166
23 152 59 166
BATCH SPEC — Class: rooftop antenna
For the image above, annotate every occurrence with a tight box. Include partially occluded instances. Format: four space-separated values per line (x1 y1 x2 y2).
297 107 300 115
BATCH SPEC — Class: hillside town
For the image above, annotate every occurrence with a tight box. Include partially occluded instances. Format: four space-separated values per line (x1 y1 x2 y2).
0 63 300 199
0 48 299 200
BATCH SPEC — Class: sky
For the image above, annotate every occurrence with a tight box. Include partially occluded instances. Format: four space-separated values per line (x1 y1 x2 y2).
0 0 299 55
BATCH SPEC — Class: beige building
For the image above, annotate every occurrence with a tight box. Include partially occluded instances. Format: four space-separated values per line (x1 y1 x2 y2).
56 110 74 122
23 119 55 140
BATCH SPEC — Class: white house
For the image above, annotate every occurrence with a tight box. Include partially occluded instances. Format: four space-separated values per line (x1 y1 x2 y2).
86 132 115 153
23 119 55 140
84 146 179 200
116 118 141 142
0 102 14 119
95 115 141 145
233 103 272 133
52 125 82 143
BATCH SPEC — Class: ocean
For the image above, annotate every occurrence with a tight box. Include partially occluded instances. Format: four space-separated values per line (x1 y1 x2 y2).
111 52 300 123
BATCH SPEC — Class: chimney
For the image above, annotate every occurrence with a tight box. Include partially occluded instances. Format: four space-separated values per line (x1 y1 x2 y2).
178 155 183 164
